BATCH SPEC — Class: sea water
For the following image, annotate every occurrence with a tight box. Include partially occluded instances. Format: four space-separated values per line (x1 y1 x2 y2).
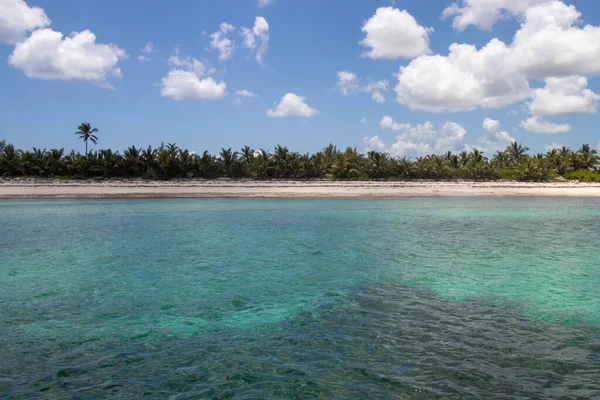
1 198 598 398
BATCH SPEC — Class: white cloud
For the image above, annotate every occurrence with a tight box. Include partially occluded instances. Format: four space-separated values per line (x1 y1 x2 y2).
167 49 208 76
241 17 269 65
435 122 468 153
160 71 226 101
9 28 126 87
257 0 273 7
380 116 410 131
334 71 359 96
477 118 516 153
0 0 50 44
267 93 319 118
360 7 433 60
161 48 225 101
233 89 257 105
360 117 368 124
367 118 467 157
396 1 600 112
372 92 385 104
142 41 156 54
138 41 156 62
529 76 600 116
334 71 388 104
442 0 548 31
210 23 236 61
236 89 257 97
545 141 564 151
520 116 571 134
395 39 531 112
483 117 501 133
363 136 392 153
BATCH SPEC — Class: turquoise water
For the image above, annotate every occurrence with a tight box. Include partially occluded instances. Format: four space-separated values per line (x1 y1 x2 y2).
1 198 599 398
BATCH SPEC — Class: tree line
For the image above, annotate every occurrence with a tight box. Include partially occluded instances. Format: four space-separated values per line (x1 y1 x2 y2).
1 123 599 181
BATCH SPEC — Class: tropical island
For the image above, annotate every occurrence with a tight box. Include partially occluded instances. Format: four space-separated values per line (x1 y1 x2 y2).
1 123 600 198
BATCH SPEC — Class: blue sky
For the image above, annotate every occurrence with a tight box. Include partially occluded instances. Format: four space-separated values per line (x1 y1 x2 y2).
0 0 599 157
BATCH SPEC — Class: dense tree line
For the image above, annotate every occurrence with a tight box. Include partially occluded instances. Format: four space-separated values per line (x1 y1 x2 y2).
0 124 599 181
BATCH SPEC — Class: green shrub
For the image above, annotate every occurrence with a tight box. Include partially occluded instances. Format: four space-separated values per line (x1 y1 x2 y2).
498 168 521 181
564 170 600 182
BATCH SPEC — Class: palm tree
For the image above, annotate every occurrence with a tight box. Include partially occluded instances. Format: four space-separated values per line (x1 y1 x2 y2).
141 146 158 178
254 149 272 180
459 150 470 168
273 145 290 178
75 123 99 155
366 151 390 179
506 142 529 165
124 146 141 177
492 150 508 168
219 148 239 177
577 144 599 171
240 146 254 165
0 144 24 176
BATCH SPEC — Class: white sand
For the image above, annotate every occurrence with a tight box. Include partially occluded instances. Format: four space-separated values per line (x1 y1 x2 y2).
1 179 600 198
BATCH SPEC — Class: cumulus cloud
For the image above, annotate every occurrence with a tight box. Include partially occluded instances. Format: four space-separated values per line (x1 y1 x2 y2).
241 16 270 65
372 92 385 104
442 0 548 31
396 1 600 112
520 116 571 134
210 22 236 61
236 89 257 97
9 28 126 87
334 71 388 104
477 118 516 153
160 48 226 101
0 0 50 44
360 7 433 60
545 141 564 151
366 117 467 158
380 116 410 131
334 71 359 96
167 49 208 76
395 39 531 112
529 76 599 116
160 71 226 101
267 93 319 118
360 117 368 124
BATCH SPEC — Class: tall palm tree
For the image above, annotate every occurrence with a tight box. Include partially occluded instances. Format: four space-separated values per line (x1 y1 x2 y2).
577 144 599 171
0 144 24 176
75 123 99 155
240 146 254 165
506 142 529 164
219 148 239 177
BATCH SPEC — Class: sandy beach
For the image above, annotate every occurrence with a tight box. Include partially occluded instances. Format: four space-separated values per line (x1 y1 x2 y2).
1 178 600 198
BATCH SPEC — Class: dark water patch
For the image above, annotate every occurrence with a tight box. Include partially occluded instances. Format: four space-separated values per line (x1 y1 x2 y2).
1 283 598 399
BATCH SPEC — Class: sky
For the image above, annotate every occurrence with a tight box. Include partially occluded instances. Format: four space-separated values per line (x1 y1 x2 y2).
0 0 599 157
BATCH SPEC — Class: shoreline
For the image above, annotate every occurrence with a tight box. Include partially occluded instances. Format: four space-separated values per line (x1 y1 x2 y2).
1 179 600 198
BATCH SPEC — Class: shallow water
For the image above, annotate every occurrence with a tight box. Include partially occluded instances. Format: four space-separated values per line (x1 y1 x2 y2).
0 198 599 398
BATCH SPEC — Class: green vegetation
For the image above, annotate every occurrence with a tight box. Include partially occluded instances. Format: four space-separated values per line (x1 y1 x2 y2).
0 124 598 181
564 170 600 182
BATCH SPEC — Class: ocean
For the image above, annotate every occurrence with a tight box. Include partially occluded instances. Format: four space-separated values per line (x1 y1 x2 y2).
1 198 599 398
